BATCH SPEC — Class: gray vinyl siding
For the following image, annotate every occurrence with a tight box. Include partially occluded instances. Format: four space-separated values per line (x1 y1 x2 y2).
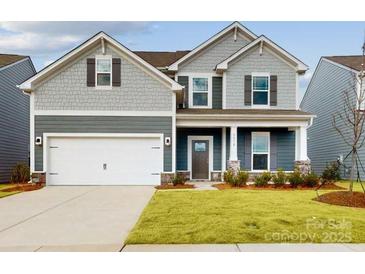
276 130 295 170
301 59 358 177
0 59 35 182
34 116 172 172
176 128 222 171
34 45 173 111
178 32 250 73
226 45 297 109
212 76 223 109
226 128 295 171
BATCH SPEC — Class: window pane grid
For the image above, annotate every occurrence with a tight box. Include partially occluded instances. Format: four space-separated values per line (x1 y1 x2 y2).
252 75 269 105
252 132 269 170
96 58 111 86
192 77 209 106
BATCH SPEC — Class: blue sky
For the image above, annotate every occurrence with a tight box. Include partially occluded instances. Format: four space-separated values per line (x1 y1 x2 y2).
1 21 364 98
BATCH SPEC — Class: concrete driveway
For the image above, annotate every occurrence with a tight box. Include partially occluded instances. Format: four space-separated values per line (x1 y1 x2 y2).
0 186 155 252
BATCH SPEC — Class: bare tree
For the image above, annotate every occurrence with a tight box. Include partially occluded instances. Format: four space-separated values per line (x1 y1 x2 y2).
332 42 365 194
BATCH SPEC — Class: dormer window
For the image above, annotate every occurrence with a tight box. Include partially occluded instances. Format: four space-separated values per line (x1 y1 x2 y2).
252 73 270 107
96 56 112 87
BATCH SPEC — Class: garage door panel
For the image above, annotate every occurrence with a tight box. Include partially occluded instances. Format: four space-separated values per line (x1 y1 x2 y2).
47 136 163 185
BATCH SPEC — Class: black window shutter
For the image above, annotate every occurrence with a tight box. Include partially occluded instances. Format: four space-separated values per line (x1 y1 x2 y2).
244 75 252 106
112 58 121 87
177 76 189 108
87 58 95 87
270 75 277 106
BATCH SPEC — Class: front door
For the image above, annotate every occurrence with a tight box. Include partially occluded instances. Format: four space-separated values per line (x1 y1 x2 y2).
192 140 209 179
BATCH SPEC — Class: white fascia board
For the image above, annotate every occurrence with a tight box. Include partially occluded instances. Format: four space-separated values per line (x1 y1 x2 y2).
19 32 183 92
216 36 308 73
176 113 316 120
168 22 257 71
176 119 309 128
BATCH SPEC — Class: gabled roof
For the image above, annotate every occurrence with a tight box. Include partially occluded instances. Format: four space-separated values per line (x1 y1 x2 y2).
0 54 28 69
167 21 258 71
324 55 364 72
216 35 308 74
19 32 183 92
134 50 190 68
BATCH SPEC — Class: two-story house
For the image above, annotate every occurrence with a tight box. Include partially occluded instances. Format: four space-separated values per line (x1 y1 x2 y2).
0 54 36 183
19 22 314 186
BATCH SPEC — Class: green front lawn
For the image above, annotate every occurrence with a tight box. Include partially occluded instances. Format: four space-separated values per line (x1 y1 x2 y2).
126 182 365 244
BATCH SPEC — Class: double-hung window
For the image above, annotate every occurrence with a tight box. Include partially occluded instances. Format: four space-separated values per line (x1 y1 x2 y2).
96 56 112 87
252 132 270 171
192 77 210 107
252 74 269 107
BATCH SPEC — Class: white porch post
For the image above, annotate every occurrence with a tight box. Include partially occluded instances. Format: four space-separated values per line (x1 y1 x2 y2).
229 126 238 161
222 127 226 171
295 126 308 161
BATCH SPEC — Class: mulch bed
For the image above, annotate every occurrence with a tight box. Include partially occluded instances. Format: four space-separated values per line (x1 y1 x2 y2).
155 184 195 190
2 183 44 192
213 183 345 191
315 191 365 208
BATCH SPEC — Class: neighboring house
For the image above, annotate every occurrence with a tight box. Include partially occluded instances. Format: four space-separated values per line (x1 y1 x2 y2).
19 22 313 186
301 56 364 177
0 54 36 183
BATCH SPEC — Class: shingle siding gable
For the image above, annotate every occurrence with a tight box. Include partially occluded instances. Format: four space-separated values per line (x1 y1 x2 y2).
34 45 173 111
178 32 250 73
226 45 296 109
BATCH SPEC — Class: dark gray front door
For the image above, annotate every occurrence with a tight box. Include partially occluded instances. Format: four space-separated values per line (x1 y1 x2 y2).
192 140 209 179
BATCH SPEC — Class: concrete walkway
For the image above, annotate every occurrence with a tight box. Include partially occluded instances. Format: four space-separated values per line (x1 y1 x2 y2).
122 243 365 252
0 186 155 252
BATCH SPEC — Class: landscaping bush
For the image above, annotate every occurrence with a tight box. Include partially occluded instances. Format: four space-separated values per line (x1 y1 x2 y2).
223 170 235 185
303 172 320 187
254 171 272 187
223 170 248 187
170 173 187 186
321 161 341 182
236 170 249 187
10 162 30 184
287 169 304 188
272 168 286 187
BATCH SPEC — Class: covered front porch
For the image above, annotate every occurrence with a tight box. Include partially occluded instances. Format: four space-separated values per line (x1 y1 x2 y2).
175 109 314 181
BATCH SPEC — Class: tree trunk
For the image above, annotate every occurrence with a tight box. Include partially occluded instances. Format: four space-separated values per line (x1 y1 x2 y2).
349 149 355 193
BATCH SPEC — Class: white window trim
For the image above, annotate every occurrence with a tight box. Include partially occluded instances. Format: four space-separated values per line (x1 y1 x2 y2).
187 135 213 180
95 55 112 90
251 73 270 109
251 131 270 172
188 74 213 109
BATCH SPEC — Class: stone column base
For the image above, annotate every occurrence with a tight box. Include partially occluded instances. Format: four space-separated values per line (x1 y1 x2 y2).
294 160 311 175
31 172 46 184
211 171 222 182
227 160 241 175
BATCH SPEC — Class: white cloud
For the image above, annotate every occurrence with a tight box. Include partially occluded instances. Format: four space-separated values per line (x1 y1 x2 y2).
0 21 152 54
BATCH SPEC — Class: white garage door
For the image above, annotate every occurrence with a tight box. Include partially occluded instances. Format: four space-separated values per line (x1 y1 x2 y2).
46 135 163 185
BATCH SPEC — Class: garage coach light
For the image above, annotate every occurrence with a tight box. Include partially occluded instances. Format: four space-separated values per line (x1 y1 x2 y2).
35 136 42 146
164 137 171 146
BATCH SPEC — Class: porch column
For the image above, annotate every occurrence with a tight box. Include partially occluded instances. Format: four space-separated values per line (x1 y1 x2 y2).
295 126 307 161
227 126 240 174
229 126 238 161
222 127 226 171
295 126 311 174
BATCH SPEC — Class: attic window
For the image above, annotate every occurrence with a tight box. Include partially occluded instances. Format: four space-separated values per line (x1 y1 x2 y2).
96 56 112 87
